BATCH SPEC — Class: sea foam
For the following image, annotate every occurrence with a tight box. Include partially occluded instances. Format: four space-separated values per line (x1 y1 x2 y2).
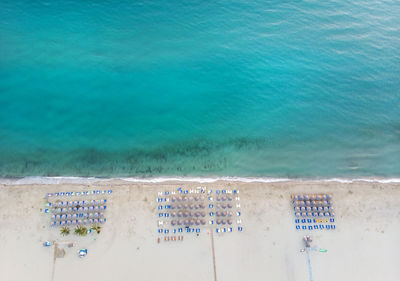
1 176 399 185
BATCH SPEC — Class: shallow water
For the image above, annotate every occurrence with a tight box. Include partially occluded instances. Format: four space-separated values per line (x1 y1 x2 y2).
0 0 399 177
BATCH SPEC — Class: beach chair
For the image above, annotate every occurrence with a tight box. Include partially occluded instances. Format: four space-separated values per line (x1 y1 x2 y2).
330 218 335 223
307 219 312 223
319 225 324 229
313 225 318 229
296 225 300 230
295 219 300 224
301 219 306 224
302 226 306 230
326 225 331 230
308 226 313 230
331 225 336 229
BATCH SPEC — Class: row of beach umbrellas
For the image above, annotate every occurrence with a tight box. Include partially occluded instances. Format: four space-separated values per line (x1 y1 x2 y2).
47 190 112 197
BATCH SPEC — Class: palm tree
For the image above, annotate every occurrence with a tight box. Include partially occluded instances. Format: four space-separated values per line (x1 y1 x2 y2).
74 225 88 236
60 226 70 236
91 224 101 234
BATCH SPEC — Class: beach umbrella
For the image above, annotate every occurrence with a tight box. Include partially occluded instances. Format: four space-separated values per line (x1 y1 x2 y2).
79 249 87 258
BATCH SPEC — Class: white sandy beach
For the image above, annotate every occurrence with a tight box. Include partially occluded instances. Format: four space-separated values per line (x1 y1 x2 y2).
0 179 399 281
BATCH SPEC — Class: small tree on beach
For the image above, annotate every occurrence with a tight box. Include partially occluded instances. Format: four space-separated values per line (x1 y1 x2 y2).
91 224 101 234
74 226 88 236
60 226 70 236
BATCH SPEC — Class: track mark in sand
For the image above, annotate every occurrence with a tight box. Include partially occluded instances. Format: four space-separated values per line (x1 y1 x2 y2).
51 243 57 281
210 230 218 281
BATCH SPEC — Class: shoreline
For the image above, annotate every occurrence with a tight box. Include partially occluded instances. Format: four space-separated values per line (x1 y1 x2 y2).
1 176 400 185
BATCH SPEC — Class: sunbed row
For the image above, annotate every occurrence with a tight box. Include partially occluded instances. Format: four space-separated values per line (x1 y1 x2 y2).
296 224 336 230
170 219 207 226
294 206 334 212
292 200 332 207
291 194 332 200
52 205 107 214
47 190 112 197
51 218 106 226
294 211 335 217
47 199 107 207
52 212 104 220
295 218 335 224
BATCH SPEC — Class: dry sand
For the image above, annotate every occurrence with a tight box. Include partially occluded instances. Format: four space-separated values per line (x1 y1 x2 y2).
0 180 399 281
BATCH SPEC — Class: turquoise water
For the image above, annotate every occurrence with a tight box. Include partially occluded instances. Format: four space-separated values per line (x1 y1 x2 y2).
0 0 399 177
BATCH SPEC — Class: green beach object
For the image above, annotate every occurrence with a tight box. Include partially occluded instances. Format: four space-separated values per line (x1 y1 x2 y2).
319 249 328 253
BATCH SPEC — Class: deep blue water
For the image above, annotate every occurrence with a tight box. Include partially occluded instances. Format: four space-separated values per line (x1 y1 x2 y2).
0 0 399 177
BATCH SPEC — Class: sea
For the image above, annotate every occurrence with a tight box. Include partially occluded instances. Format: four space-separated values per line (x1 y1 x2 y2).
0 0 399 180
